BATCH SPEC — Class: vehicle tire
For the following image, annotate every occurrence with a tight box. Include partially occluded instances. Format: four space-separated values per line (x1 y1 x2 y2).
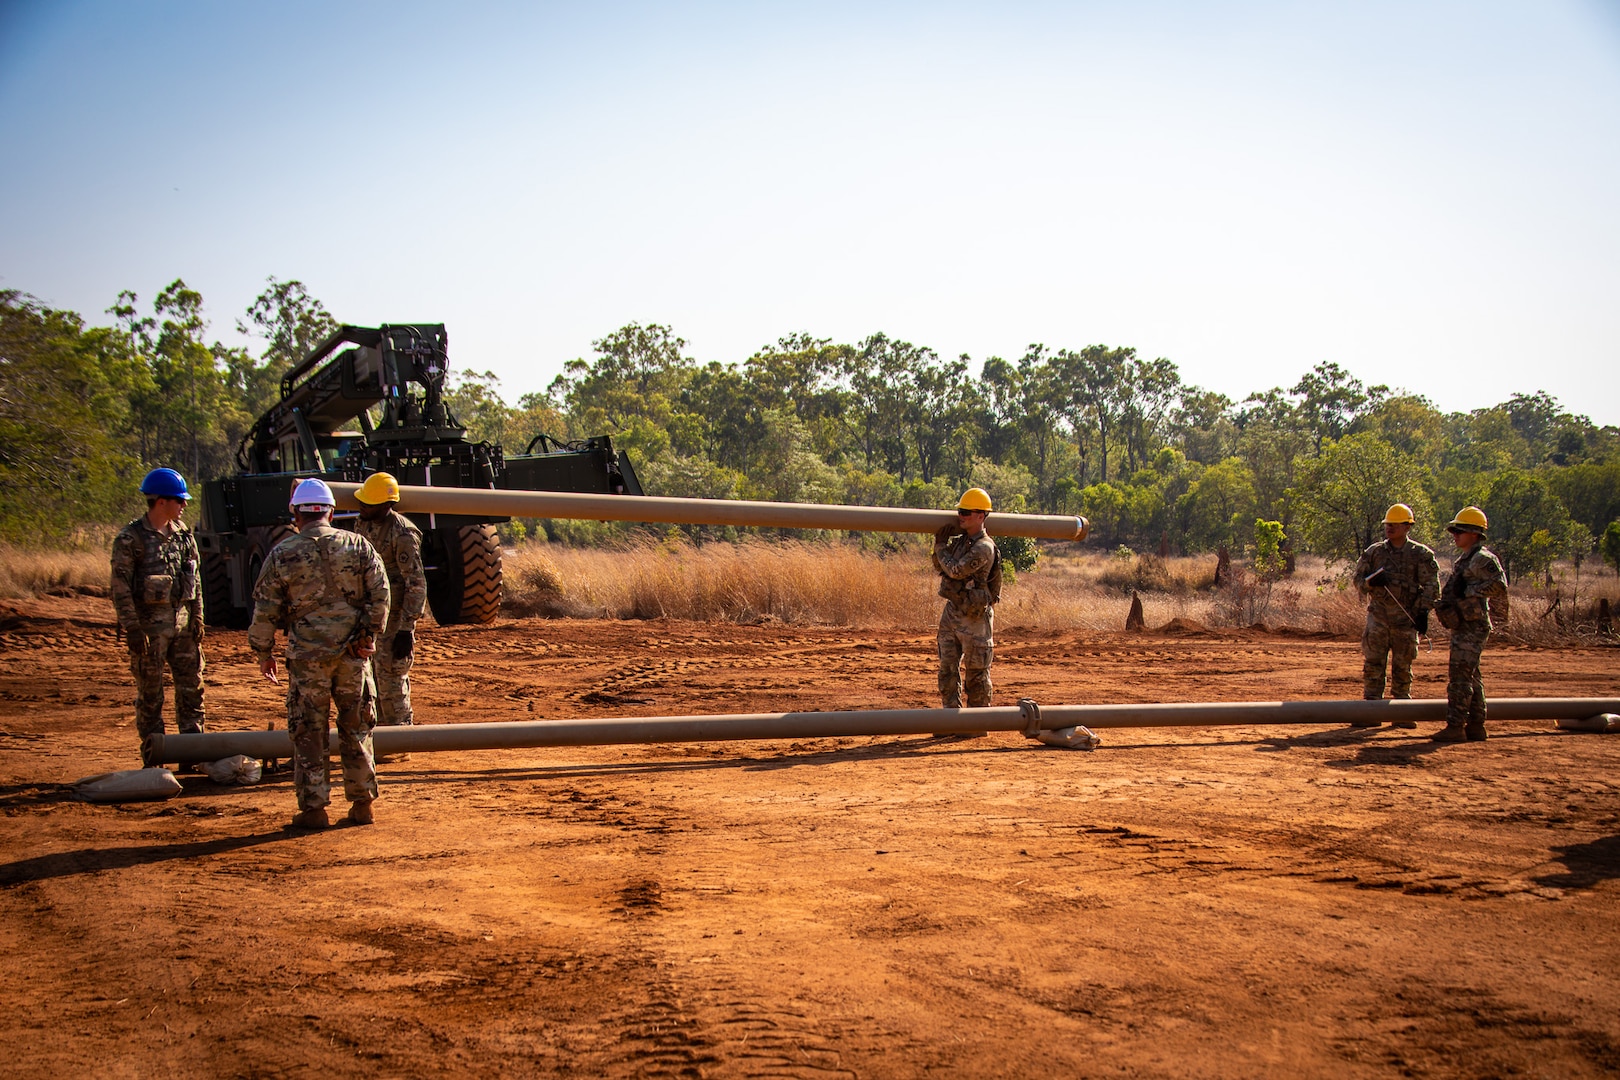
426 525 502 625
243 525 297 624
201 551 246 629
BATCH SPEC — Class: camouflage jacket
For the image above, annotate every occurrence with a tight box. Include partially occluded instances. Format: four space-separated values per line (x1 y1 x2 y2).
1354 538 1439 626
248 523 390 661
1439 545 1509 632
109 515 200 631
933 530 1001 618
355 510 428 634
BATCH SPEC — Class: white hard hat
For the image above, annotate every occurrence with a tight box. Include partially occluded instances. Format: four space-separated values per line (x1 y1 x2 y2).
289 477 336 511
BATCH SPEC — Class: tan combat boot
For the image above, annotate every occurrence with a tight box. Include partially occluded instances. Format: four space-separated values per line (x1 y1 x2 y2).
1432 724 1468 743
1464 723 1487 742
347 799 375 825
290 807 329 830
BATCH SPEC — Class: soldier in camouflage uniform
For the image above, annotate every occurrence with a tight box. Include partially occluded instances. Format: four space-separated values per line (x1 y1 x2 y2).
933 488 1002 730
110 468 206 766
1350 503 1439 728
249 478 390 829
1432 506 1508 743
354 473 428 731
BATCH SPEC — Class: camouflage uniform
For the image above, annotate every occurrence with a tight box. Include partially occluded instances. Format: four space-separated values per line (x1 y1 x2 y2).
1437 545 1508 729
933 530 1001 708
1353 538 1439 698
355 510 427 726
248 524 390 812
110 515 205 765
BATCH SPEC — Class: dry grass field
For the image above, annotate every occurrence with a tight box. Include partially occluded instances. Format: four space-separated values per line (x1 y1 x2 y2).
16 533 1616 642
505 537 1620 642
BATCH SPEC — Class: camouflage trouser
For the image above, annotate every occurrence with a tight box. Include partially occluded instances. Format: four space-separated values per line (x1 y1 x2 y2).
371 630 415 726
129 605 205 766
286 653 378 811
1447 627 1489 726
1362 612 1418 699
938 604 994 709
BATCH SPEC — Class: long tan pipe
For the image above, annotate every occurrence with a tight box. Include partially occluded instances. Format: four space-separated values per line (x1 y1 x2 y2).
329 482 1090 542
147 697 1620 764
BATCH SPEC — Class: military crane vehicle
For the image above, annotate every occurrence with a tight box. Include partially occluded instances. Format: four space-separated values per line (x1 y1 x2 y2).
194 323 641 627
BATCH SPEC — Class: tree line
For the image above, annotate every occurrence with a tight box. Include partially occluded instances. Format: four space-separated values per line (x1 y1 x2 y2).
3 279 1618 582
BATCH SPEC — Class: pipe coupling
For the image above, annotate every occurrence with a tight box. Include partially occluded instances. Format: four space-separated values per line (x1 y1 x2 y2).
1019 698 1043 738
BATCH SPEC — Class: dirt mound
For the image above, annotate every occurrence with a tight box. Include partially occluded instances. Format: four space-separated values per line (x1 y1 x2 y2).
1154 615 1210 634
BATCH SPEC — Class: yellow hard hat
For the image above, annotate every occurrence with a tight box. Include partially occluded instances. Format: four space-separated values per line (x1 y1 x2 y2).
1447 506 1488 534
355 472 401 506
957 487 993 512
1383 503 1416 525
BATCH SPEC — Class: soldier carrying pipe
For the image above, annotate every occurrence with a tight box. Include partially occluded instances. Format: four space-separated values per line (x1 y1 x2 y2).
932 487 1003 736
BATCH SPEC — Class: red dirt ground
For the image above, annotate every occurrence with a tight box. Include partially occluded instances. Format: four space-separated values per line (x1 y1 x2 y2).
1 593 1618 1078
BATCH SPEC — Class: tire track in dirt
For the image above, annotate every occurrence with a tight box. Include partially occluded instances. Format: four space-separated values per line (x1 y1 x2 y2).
546 799 876 1079
562 636 930 705
1330 976 1620 1076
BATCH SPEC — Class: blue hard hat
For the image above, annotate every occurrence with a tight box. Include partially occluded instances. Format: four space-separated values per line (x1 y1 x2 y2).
140 467 190 499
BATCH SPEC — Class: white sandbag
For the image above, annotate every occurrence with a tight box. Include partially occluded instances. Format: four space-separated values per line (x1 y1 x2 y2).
75 767 182 803
1036 725 1101 750
201 754 263 785
1556 713 1619 733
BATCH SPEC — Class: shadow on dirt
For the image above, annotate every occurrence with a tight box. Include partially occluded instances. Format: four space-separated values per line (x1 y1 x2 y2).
1247 727 1561 764
1253 728 1382 752
0 830 298 888
380 736 1022 785
1330 739 1451 768
0 784 82 809
1534 834 1620 891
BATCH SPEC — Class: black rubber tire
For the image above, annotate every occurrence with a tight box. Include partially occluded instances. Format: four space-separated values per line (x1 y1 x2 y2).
427 525 502 625
238 525 296 629
201 551 243 628
458 525 503 624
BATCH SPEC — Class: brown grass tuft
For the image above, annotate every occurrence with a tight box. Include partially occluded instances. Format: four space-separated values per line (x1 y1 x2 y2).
0 545 109 599
1093 552 1213 595
503 547 569 617
504 538 939 626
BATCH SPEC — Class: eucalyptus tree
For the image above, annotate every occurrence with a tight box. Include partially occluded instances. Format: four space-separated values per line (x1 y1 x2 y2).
1118 354 1181 475
1290 361 1387 454
1054 344 1128 484
1289 432 1432 564
1234 389 1314 523
0 292 135 538
1172 387 1239 465
1482 468 1574 582
235 277 338 415
547 322 702 464
110 280 248 481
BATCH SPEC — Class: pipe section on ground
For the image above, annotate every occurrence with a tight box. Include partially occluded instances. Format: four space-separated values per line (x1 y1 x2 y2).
328 482 1090 542
148 697 1620 764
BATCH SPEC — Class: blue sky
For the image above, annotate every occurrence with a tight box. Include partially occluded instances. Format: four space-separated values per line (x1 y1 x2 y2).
3 1 1617 424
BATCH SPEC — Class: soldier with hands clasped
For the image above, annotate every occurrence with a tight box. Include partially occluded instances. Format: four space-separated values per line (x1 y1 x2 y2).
1350 503 1439 727
249 478 390 829
353 472 428 733
1432 506 1509 743
110 467 207 766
